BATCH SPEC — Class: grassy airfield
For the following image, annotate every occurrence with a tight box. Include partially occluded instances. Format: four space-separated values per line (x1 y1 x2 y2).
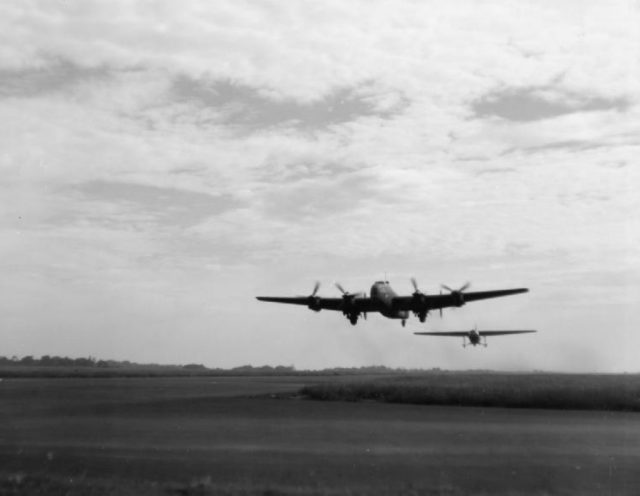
301 372 640 411
1 372 639 495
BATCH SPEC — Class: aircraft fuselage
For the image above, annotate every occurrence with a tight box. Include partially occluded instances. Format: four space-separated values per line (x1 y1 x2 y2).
468 330 481 346
464 330 488 347
370 281 409 320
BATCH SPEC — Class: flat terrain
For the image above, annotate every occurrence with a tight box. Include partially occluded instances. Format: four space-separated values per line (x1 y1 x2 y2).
1 376 639 495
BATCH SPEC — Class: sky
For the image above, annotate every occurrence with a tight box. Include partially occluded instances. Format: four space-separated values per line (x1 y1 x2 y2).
1 0 639 372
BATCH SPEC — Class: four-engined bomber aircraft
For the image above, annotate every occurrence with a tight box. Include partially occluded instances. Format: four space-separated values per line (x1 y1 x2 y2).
414 327 536 347
256 279 528 327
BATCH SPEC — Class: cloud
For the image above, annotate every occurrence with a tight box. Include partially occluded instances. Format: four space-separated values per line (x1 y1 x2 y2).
472 87 630 122
1 0 639 370
465 104 640 154
172 77 408 133
0 60 107 98
68 180 245 228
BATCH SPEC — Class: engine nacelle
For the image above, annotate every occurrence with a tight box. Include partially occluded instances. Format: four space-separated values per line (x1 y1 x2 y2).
411 292 428 309
307 296 322 312
452 292 465 307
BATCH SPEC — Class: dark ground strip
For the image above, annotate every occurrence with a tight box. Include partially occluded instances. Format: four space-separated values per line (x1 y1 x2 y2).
1 376 639 495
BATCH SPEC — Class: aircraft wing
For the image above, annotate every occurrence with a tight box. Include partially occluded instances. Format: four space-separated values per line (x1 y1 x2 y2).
454 288 529 303
478 330 536 336
256 296 377 312
393 288 528 311
414 330 536 337
414 331 469 337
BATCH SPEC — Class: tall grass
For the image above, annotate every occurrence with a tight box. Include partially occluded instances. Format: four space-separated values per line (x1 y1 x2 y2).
299 373 640 412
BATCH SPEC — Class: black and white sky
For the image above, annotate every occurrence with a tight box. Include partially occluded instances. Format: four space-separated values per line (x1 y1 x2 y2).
1 0 639 371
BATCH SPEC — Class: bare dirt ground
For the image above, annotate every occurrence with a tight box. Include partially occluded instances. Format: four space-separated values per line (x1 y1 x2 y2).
1 376 639 495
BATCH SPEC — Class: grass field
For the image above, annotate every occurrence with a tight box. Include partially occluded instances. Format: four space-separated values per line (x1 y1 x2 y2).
1 375 640 495
300 372 640 411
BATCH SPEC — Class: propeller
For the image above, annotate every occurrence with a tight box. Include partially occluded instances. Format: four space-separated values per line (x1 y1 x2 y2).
335 282 348 295
411 277 430 322
306 281 322 311
411 278 428 297
440 282 470 307
441 282 471 293
335 283 364 299
335 282 362 322
311 281 320 297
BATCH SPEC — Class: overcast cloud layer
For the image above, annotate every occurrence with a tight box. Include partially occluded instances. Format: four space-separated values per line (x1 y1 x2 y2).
1 0 639 371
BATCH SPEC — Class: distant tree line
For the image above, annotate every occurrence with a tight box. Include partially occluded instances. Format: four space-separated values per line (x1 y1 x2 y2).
0 355 299 373
0 355 448 378
0 355 204 370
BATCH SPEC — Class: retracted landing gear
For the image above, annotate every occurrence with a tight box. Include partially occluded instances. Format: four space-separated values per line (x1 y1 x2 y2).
348 313 359 325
